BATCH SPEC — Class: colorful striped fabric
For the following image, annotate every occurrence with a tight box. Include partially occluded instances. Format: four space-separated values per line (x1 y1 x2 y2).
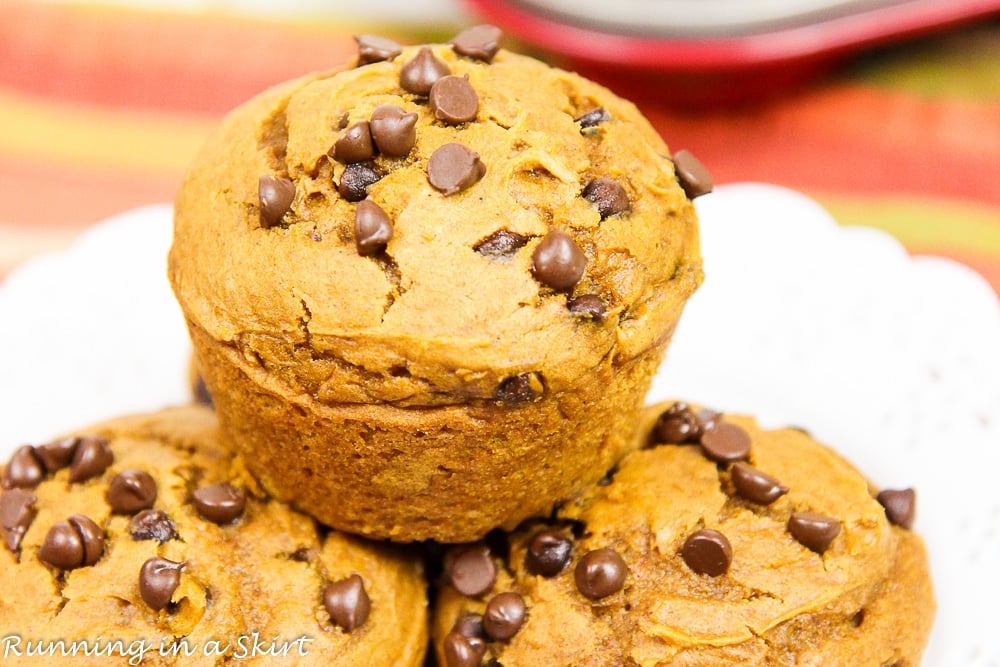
1 1 998 295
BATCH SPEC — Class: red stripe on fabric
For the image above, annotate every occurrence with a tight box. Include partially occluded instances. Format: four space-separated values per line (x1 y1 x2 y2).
642 85 1000 206
0 155 178 228
0 2 357 114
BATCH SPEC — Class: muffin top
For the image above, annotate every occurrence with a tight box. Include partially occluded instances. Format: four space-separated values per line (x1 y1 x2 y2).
168 30 703 406
433 402 934 666
0 406 428 666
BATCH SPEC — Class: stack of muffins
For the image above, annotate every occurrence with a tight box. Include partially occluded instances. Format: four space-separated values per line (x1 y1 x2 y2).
1 26 933 666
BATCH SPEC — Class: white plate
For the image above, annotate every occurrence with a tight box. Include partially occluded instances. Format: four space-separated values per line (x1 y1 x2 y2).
2 184 998 666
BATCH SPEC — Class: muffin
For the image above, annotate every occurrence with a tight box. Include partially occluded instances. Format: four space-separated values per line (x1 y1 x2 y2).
0 406 428 666
432 402 934 666
168 28 705 542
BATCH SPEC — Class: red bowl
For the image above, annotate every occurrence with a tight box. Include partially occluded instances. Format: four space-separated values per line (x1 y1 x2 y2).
464 0 1000 105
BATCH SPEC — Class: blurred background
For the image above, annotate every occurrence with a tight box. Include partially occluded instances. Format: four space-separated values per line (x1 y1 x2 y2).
1 0 998 295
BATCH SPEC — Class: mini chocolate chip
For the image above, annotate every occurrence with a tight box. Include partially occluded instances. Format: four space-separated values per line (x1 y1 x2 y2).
258 175 296 228
139 557 184 611
525 529 572 577
354 200 394 256
1 489 37 552
68 436 114 483
445 543 497 597
567 294 606 320
495 373 543 403
483 591 526 641
475 230 529 258
443 631 487 667
354 34 402 65
193 375 213 407
681 529 733 577
699 422 751 463
400 46 450 95
877 488 916 530
324 574 371 632
337 163 381 202
430 75 479 124
452 612 485 639
575 107 611 130
35 437 79 473
369 104 417 157
672 149 714 199
730 462 788 505
531 230 586 292
129 509 179 543
330 121 375 164
2 446 45 489
192 483 246 524
106 469 157 514
574 548 627 600
428 143 486 195
582 178 630 219
652 402 703 444
788 512 841 554
450 24 504 62
39 515 104 570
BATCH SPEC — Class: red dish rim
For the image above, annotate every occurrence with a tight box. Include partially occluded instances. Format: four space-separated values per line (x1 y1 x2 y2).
465 0 1000 71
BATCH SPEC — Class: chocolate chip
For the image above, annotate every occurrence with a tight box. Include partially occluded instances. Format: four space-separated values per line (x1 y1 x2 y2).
139 557 184 611
39 515 104 570
129 509 179 543
681 529 733 577
575 107 611 130
877 488 916 530
2 446 45 489
400 46 450 95
68 436 114 483
106 469 157 514
192 483 246 524
450 24 504 62
452 612 485 639
443 631 487 667
354 200 394 256
531 230 586 292
483 591 526 641
582 178 630 219
324 574 371 632
567 294 606 320
475 230 529 258
430 75 479 125
369 104 417 157
193 375 213 407
445 543 497 597
354 34 402 65
35 437 79 473
788 512 840 554
495 372 543 403
730 462 788 505
258 175 296 228
525 529 572 577
574 548 627 600
337 163 381 202
330 121 374 164
428 143 486 195
1 489 37 552
672 149 714 199
699 422 751 463
652 403 703 444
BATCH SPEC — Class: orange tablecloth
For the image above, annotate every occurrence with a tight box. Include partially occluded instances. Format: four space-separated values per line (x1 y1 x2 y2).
1 2 998 294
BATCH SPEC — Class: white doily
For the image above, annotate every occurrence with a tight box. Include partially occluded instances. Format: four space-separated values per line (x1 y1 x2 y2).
1 184 998 666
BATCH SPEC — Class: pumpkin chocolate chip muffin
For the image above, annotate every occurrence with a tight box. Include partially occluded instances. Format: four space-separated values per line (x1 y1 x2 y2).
432 402 934 666
0 406 428 666
168 27 705 542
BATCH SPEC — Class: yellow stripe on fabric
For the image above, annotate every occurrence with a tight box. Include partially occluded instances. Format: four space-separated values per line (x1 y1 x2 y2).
815 193 1000 256
0 87 216 176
